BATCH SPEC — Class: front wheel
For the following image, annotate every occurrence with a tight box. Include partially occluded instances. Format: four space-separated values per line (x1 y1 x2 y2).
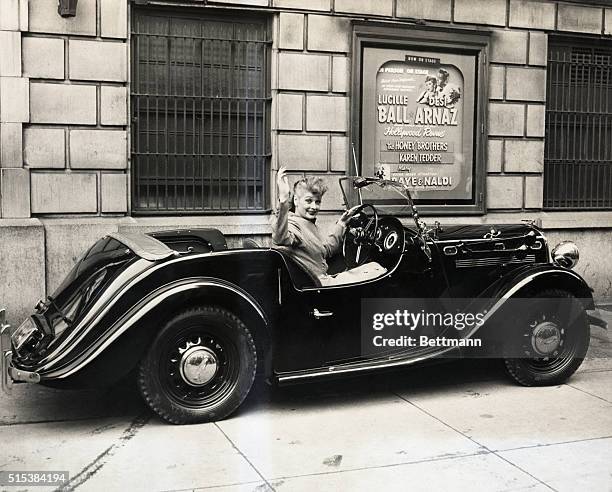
504 289 590 386
138 306 257 424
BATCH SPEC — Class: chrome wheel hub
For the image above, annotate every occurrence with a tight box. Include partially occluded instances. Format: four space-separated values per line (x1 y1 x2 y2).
179 346 218 386
531 321 562 356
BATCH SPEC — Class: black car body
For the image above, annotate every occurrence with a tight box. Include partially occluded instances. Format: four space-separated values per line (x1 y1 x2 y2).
1 178 607 424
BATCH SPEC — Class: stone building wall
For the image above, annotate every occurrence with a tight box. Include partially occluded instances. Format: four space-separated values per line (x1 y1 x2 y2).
0 0 611 324
1 0 128 217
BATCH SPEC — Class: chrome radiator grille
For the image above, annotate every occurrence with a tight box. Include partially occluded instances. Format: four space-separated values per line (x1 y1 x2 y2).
455 255 537 269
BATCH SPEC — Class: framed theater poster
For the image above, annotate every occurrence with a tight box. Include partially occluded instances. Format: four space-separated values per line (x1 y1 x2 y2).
352 24 490 215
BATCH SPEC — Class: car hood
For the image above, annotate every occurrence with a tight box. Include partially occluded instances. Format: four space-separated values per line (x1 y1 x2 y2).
432 223 538 242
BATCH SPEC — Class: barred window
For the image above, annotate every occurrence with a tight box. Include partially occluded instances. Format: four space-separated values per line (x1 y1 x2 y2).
544 38 612 210
131 10 271 214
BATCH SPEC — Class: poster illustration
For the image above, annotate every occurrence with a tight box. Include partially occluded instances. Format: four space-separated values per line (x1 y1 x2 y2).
375 56 464 194
361 47 477 203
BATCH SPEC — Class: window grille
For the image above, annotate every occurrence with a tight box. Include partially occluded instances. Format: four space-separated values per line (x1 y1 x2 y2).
544 39 612 210
131 10 271 214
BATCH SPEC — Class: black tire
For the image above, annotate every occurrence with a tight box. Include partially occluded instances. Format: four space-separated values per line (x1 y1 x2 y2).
138 306 257 424
504 289 590 386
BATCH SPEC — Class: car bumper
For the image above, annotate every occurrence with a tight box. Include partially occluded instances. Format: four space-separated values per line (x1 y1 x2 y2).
587 309 608 330
1 310 41 395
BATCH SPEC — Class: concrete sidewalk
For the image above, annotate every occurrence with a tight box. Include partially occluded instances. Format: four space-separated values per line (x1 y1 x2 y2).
1 315 611 492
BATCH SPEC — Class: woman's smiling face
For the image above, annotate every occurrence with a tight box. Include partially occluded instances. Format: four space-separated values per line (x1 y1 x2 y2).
293 188 322 221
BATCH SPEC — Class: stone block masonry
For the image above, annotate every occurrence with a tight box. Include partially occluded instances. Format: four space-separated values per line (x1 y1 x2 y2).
335 0 393 17
557 4 603 34
509 0 555 30
279 12 303 50
22 37 64 79
278 53 329 91
101 174 128 213
69 40 127 82
28 0 96 35
100 0 128 39
1 0 129 220
505 68 546 102
504 140 544 173
1 169 30 217
455 0 506 27
24 128 65 168
30 83 97 125
69 130 128 169
0 123 23 167
0 31 21 77
31 173 97 214
488 104 525 137
306 96 348 132
487 175 523 209
0 77 29 123
307 15 351 53
396 0 451 22
277 134 328 171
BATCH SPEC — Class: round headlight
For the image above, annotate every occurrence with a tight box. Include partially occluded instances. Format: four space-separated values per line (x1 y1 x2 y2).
551 241 579 269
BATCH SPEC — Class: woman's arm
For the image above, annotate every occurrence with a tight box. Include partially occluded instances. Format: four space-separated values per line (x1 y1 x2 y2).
322 221 346 258
270 199 300 246
270 166 300 246
322 206 359 258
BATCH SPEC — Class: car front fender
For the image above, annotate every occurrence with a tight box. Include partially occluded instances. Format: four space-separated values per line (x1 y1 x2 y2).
480 264 595 310
465 264 598 339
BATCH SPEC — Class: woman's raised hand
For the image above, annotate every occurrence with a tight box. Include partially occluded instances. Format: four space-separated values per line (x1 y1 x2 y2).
277 166 291 203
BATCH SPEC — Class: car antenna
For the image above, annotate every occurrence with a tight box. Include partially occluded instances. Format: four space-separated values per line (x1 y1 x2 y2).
351 143 363 205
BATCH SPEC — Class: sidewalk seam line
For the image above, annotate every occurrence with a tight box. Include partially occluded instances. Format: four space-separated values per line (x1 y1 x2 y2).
392 391 558 492
214 422 275 492
565 383 612 404
159 479 266 492
265 450 492 481
495 435 612 454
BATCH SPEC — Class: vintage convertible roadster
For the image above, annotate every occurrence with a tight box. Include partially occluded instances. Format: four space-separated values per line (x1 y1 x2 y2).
1 177 607 424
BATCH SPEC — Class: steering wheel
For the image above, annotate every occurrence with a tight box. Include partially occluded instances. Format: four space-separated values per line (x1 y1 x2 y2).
342 204 379 268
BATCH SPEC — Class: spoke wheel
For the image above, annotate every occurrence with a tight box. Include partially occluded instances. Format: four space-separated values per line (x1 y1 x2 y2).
504 289 589 386
138 306 256 424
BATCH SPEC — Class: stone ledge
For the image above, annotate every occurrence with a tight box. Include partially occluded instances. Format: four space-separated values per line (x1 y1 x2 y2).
0 218 44 228
4 212 611 233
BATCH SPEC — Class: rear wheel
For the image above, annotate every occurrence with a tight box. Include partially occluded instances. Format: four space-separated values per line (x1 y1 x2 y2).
504 289 590 386
138 306 257 424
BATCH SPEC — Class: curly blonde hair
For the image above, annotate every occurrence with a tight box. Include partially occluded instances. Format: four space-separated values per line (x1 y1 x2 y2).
293 176 328 197
290 177 328 211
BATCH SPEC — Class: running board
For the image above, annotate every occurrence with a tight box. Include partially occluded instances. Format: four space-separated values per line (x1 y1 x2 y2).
275 347 460 385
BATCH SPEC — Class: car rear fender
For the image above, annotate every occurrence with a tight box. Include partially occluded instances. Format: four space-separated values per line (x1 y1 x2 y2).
42 277 270 382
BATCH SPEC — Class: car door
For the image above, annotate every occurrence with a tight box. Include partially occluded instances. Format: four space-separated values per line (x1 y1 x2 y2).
287 261 444 368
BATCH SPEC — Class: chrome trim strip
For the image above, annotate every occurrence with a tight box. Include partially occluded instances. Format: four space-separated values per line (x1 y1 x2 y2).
455 255 536 268
278 348 459 383
47 279 267 378
278 268 585 383
435 235 545 244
